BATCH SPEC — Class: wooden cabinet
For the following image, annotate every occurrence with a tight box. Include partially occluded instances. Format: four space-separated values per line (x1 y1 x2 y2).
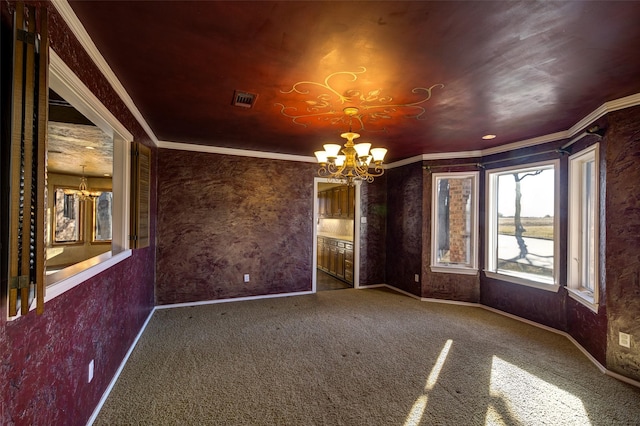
319 190 331 217
344 243 354 283
319 186 354 218
317 237 326 270
317 237 353 284
331 189 340 217
329 245 338 275
336 245 346 279
348 186 355 218
336 186 348 218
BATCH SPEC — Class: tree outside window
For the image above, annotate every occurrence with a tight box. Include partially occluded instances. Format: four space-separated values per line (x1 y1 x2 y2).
486 161 558 288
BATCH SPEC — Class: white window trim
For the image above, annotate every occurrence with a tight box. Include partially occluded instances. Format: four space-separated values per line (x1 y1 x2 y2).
485 159 560 292
567 144 599 313
430 171 479 274
18 50 133 314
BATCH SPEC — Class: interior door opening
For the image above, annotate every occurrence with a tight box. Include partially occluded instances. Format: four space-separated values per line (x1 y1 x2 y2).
313 179 360 292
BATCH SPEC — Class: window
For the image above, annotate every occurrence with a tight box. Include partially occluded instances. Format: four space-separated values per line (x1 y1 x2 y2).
94 191 113 242
567 144 599 311
36 51 133 306
431 172 479 274
53 187 83 244
485 160 559 290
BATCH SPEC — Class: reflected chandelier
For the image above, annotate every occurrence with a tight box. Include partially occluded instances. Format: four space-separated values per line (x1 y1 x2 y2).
314 107 387 185
72 165 101 201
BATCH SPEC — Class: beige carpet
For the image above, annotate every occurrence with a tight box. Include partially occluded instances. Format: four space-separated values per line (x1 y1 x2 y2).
95 288 640 425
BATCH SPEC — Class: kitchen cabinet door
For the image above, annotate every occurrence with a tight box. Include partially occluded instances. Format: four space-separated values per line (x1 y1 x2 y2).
337 186 349 218
329 188 339 217
336 248 346 279
318 190 329 217
328 245 338 275
317 239 325 270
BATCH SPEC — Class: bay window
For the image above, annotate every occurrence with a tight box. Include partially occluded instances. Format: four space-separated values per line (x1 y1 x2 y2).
485 160 559 290
567 144 599 311
431 172 479 274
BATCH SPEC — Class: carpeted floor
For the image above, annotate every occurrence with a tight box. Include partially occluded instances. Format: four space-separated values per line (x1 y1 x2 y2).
94 288 640 425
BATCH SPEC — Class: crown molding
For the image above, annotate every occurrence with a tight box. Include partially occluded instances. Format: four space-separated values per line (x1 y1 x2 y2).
480 130 570 157
384 155 425 169
51 0 159 146
148 92 640 166
568 92 640 136
50 0 640 164
158 141 316 163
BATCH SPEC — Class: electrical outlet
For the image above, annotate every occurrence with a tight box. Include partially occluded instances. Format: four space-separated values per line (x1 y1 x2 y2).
361 216 367 224
88 359 94 383
414 274 420 282
619 332 631 348
243 274 250 283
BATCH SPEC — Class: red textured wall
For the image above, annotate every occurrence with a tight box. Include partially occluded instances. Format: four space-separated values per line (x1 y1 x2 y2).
155 149 316 304
1 2 156 424
604 106 640 381
359 176 387 286
385 162 424 296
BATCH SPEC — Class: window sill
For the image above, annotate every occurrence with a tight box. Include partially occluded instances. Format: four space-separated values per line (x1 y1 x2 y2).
431 265 478 276
43 249 132 303
9 250 132 320
567 288 599 313
484 270 559 292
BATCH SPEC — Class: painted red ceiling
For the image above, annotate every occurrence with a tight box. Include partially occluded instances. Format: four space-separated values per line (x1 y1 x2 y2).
67 1 640 162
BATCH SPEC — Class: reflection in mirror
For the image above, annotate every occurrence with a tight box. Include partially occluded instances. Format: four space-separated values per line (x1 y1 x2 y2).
54 187 82 243
46 89 113 278
94 192 113 242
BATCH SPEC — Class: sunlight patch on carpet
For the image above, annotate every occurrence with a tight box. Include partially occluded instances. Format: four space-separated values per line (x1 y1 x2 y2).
486 356 591 425
403 339 453 426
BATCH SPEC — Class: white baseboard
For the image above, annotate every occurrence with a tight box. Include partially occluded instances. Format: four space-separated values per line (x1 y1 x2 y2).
356 283 386 290
88 284 640 425
86 307 156 426
155 290 315 310
379 284 640 390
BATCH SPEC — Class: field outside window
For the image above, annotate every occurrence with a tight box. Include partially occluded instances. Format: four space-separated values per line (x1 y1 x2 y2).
486 161 559 288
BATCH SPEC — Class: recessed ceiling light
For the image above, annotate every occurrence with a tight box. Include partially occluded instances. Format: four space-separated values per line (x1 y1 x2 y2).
103 173 110 177
482 134 496 140
85 146 95 150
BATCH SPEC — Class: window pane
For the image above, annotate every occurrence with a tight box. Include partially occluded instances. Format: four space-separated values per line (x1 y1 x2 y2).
567 144 598 308
582 160 596 292
436 177 472 265
495 167 554 280
94 191 113 241
54 188 80 243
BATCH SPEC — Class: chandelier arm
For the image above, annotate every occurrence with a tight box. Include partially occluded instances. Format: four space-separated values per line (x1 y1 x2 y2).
313 106 387 185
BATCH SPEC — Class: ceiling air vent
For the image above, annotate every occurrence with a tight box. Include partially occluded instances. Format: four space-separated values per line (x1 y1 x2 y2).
232 90 258 108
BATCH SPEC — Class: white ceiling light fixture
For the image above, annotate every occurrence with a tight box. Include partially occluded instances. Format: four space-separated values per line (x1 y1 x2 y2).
314 107 387 186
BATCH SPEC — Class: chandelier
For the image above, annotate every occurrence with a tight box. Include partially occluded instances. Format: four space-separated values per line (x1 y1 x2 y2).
313 107 387 185
74 165 101 201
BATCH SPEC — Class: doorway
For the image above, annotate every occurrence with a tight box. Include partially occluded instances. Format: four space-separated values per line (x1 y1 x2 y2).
313 178 361 292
